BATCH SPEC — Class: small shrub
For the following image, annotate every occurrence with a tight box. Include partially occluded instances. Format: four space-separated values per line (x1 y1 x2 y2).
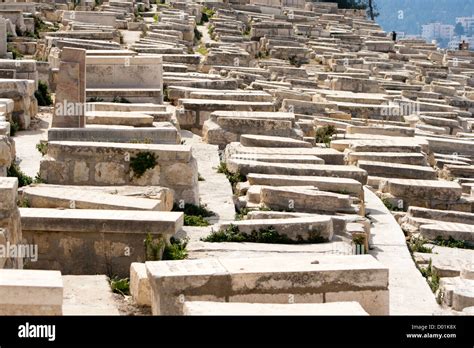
196 45 208 56
315 125 337 147
409 237 433 253
18 197 30 208
8 44 23 59
419 259 440 293
9 121 19 136
433 236 473 249
198 173 205 181
162 237 188 260
7 163 32 187
202 225 328 244
172 203 215 226
199 6 215 24
110 277 130 296
36 142 48 156
130 152 157 178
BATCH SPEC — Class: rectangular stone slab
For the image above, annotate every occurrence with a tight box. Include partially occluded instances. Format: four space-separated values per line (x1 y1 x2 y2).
260 186 354 214
20 186 164 211
183 301 368 315
226 143 344 165
146 255 389 315
20 208 183 234
358 160 437 180
247 173 362 196
0 269 63 315
227 159 368 184
380 179 462 200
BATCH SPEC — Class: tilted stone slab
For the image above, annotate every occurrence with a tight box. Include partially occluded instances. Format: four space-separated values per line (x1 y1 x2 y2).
227 159 368 184
331 138 425 153
146 255 389 315
358 160 437 180
260 186 354 214
218 216 334 242
231 154 324 164
225 142 344 165
85 111 154 127
0 269 63 315
346 152 427 166
183 301 368 315
247 173 363 196
20 208 183 276
19 185 164 211
240 134 312 148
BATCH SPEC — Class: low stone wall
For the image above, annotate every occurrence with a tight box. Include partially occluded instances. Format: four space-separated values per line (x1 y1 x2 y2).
39 141 199 204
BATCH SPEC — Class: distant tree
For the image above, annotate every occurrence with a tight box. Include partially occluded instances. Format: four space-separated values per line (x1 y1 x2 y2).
454 22 465 36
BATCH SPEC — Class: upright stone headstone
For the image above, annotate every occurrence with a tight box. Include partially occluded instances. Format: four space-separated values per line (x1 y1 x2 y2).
0 18 6 58
52 47 86 128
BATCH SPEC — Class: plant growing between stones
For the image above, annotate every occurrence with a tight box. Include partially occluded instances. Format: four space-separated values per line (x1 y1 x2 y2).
162 237 189 260
315 125 337 147
7 163 33 187
217 162 246 191
87 97 104 102
381 197 403 212
419 259 440 293
144 233 165 261
198 173 205 181
172 202 215 226
109 277 130 296
433 236 473 249
202 224 328 244
408 237 433 253
130 152 157 178
9 121 19 137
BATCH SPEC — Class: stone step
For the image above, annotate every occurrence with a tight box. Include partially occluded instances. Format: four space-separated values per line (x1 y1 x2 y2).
346 152 427 166
19 186 164 211
227 159 368 184
145 255 389 315
358 160 437 180
183 301 368 315
0 269 63 315
407 207 474 225
225 143 345 165
218 216 333 242
260 186 355 214
239 134 312 148
419 221 474 242
85 111 154 127
231 154 324 164
20 208 183 276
